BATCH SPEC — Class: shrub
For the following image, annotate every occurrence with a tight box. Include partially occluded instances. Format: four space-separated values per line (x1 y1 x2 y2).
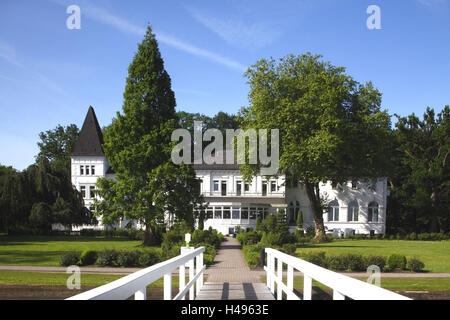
96 249 119 267
79 250 98 266
408 232 417 241
260 232 284 246
327 255 346 271
407 257 425 272
203 254 214 266
299 251 328 268
195 243 216 257
341 254 365 271
162 245 182 260
246 252 261 268
236 231 261 245
117 250 140 267
60 252 80 266
364 255 386 271
139 249 161 267
387 254 407 270
281 243 297 255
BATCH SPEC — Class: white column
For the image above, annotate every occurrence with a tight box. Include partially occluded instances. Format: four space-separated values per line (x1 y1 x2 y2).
164 273 172 300
304 275 312 300
134 288 146 300
277 258 283 300
189 259 195 300
179 265 186 300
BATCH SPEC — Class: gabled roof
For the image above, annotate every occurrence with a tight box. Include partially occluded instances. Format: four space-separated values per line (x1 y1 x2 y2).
71 106 105 157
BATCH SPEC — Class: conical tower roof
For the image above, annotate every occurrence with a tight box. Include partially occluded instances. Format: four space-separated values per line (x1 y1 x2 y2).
71 106 105 156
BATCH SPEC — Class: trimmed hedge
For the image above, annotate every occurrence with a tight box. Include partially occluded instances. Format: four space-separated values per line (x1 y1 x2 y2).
60 252 81 266
387 254 407 270
79 250 98 266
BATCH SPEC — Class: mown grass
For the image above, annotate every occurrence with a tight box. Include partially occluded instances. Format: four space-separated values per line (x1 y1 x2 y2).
0 271 179 288
0 235 152 266
295 239 450 273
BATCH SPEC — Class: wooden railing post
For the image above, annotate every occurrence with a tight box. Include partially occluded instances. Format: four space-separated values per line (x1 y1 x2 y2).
134 288 146 300
287 265 294 297
196 254 202 295
270 254 275 295
304 275 312 300
179 265 186 300
277 258 283 300
164 273 172 300
189 258 195 300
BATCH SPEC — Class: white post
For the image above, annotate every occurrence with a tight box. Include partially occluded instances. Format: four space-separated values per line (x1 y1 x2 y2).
266 251 271 289
189 258 195 300
269 254 275 295
164 273 172 300
333 290 345 300
200 252 204 288
277 258 283 300
304 275 312 300
179 265 186 300
287 265 294 297
134 288 146 300
196 254 201 295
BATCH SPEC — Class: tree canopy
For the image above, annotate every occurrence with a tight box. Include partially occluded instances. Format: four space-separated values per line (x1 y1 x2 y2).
240 53 392 237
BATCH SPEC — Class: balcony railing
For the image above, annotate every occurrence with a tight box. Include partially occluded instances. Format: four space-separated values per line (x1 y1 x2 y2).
67 247 205 300
264 248 410 300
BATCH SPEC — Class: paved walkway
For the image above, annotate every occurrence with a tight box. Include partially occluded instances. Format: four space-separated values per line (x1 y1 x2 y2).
197 237 274 300
204 237 261 283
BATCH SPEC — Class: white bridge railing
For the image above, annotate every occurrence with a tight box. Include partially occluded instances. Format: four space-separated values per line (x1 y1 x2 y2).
67 247 205 300
264 248 411 300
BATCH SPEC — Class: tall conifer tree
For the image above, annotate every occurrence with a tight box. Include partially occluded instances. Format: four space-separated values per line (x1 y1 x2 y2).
97 26 204 245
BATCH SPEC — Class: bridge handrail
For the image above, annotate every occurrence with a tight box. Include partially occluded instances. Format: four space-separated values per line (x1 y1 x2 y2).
67 246 205 300
265 248 411 300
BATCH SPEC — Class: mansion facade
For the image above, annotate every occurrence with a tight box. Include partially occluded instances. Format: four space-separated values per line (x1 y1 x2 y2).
70 107 387 235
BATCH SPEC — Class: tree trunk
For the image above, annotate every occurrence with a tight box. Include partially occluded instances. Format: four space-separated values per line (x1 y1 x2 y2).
304 181 325 237
143 224 154 246
429 188 439 233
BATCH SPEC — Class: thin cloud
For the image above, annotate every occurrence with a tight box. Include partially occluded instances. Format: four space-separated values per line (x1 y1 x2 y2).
52 0 246 72
0 40 24 69
187 8 281 48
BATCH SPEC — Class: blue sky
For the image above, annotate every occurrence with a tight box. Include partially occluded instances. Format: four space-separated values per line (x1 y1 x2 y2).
0 0 449 170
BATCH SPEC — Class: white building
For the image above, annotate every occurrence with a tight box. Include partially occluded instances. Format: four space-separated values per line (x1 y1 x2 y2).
71 107 387 235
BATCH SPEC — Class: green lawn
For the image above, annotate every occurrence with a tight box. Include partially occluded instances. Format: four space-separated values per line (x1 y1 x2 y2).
295 239 450 273
0 236 146 266
0 271 179 288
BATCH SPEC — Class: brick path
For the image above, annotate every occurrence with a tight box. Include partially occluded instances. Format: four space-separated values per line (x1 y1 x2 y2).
197 237 275 300
204 236 261 283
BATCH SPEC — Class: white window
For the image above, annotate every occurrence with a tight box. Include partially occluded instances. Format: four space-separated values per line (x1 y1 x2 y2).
236 181 242 196
85 166 90 175
368 202 379 222
262 181 267 196
347 201 359 222
221 181 227 196
91 165 95 175
89 186 96 199
80 186 86 198
213 180 219 192
270 181 277 192
328 200 339 221
80 165 84 175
